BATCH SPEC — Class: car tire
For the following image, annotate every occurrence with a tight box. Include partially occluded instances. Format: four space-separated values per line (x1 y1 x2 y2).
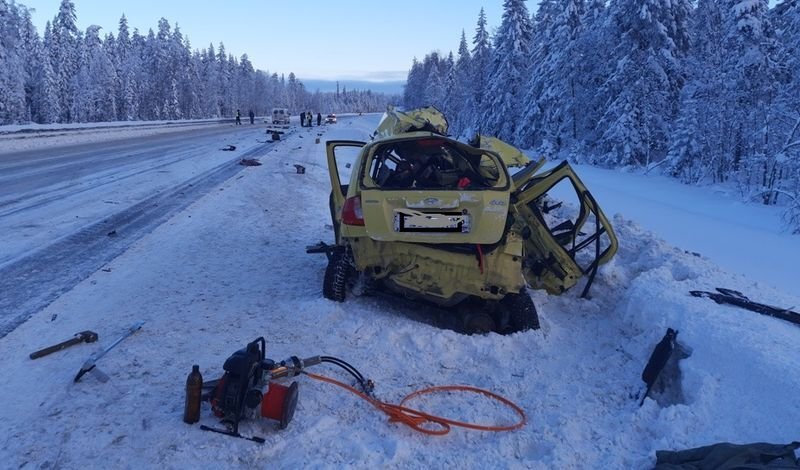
323 250 349 302
502 291 540 332
462 311 496 335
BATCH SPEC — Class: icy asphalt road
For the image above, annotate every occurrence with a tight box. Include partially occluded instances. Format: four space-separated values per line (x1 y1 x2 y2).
0 122 282 337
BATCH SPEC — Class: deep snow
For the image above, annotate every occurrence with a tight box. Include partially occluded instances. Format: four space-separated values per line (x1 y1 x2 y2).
0 114 798 469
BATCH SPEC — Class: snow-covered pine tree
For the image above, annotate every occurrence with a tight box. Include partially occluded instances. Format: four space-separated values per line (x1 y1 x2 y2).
518 0 561 150
216 42 231 117
168 23 190 119
667 0 728 183
49 0 81 122
439 51 456 118
444 30 472 136
521 0 588 154
722 0 790 204
33 21 61 123
114 15 137 120
422 52 447 111
70 25 117 122
0 0 27 124
596 0 690 168
468 8 493 133
403 58 426 110
237 54 256 118
17 5 42 122
481 0 533 141
771 1 800 231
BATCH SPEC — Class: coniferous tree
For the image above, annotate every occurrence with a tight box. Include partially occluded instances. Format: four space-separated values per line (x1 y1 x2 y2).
0 0 27 124
771 1 800 230
481 0 533 141
34 21 61 123
71 25 117 122
49 0 80 122
0 2 396 125
668 0 728 183
444 31 472 135
596 0 690 167
723 0 789 203
469 8 493 133
518 0 561 149
403 58 426 110
17 5 42 122
519 0 588 153
422 52 447 110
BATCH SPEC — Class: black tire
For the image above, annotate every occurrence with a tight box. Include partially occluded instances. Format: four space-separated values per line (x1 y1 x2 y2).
502 291 540 332
462 311 496 335
322 250 349 302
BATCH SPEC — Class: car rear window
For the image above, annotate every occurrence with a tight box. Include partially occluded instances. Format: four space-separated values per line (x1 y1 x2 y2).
365 140 507 190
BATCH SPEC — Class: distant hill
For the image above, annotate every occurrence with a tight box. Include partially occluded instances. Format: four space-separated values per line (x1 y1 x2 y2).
302 79 405 95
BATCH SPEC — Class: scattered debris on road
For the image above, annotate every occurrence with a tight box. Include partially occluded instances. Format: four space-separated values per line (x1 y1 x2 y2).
220 145 237 151
240 159 262 167
293 164 306 174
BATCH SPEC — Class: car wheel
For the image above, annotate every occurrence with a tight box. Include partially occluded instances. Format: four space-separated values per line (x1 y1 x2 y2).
462 311 496 335
501 291 540 332
323 250 350 302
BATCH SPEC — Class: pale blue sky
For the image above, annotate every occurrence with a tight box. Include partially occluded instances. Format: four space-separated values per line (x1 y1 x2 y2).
20 0 510 82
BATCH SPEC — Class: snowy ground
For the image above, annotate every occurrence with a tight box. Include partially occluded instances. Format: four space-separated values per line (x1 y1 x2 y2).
0 114 798 469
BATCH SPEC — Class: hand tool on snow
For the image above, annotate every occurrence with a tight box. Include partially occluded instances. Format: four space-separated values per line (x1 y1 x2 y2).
690 288 800 327
74 320 145 383
29 330 98 360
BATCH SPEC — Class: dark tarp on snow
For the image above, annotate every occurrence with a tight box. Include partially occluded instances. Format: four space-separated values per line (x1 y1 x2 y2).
655 441 800 469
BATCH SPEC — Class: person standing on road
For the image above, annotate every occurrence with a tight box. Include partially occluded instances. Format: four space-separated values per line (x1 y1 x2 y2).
235 109 242 125
317 112 322 126
300 111 306 127
249 110 255 124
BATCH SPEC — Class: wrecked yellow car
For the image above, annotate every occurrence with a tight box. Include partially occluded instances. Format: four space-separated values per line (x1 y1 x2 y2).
308 107 618 334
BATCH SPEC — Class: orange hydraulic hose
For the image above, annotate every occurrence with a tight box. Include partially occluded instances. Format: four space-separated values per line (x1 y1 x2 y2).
304 372 526 436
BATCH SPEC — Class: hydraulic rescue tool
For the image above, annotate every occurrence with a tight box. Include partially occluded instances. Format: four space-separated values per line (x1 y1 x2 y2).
198 337 334 443
194 337 526 444
691 288 800 327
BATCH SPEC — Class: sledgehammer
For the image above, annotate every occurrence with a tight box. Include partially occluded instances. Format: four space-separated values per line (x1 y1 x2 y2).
29 331 99 360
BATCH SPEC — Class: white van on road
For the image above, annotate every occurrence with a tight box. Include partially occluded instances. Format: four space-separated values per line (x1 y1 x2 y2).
272 108 290 125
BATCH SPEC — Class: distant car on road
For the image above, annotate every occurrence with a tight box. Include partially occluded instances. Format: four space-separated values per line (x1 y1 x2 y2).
325 113 337 124
272 108 290 125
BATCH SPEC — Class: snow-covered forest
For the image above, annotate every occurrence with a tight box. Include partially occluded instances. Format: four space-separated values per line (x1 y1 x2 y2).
0 0 396 125
404 0 800 233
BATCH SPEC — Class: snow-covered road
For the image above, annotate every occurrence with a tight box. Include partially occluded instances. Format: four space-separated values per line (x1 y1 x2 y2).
0 115 797 469
0 123 290 337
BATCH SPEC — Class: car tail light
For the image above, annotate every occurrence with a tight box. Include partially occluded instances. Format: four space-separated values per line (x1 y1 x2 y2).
342 196 365 226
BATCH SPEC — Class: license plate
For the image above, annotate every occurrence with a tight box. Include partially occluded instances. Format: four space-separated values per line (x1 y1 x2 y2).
393 210 470 233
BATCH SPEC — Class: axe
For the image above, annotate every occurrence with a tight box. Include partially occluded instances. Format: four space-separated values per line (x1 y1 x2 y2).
29 331 99 360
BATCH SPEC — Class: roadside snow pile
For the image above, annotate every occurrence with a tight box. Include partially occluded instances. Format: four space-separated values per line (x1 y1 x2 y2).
0 120 797 469
0 119 232 154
